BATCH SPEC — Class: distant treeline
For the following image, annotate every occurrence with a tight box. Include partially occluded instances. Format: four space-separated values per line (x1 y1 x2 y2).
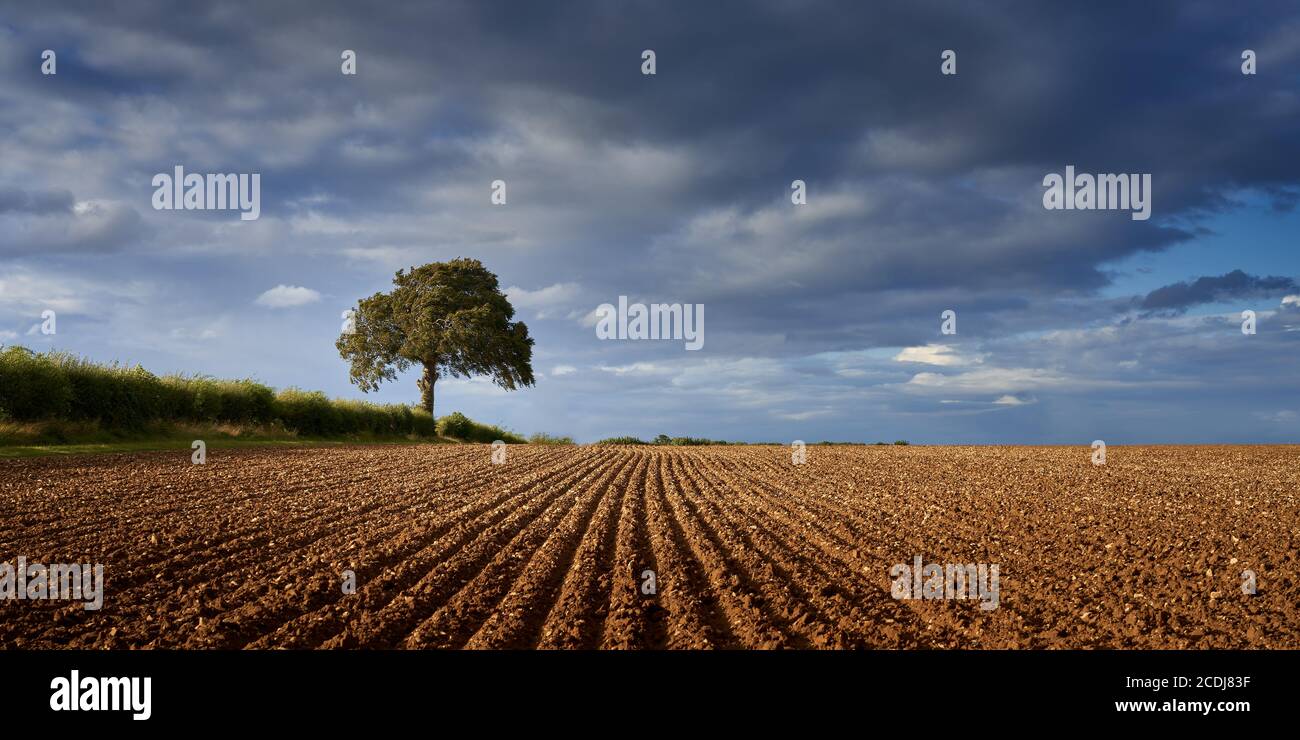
0 346 526 441
596 436 911 446
595 434 731 446
827 440 911 446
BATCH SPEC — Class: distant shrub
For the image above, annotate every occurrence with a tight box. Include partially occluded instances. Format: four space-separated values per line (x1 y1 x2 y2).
893 440 910 445
672 436 727 446
438 411 524 444
596 436 648 445
641 433 729 446
438 411 474 439
528 432 575 445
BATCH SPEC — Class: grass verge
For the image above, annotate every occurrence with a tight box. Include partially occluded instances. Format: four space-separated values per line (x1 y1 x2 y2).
0 420 457 458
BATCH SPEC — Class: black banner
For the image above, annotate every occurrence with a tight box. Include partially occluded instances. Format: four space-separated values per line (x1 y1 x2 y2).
1 649 1289 728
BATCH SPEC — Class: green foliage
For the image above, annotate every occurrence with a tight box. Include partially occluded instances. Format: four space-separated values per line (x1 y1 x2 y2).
437 411 524 444
436 411 474 439
893 440 910 445
157 375 277 425
669 436 727 446
52 354 164 427
0 346 73 420
0 346 438 438
336 258 535 416
528 432 575 445
596 436 649 445
273 389 337 436
646 433 726 446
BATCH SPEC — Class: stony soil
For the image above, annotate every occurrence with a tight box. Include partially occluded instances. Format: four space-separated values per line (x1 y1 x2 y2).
1 445 1296 649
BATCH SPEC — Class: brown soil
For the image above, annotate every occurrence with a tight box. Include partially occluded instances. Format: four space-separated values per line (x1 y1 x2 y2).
1 445 1296 649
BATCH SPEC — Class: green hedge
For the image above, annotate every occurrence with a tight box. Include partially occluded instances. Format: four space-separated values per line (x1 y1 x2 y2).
595 436 649 445
0 347 73 419
0 346 436 437
436 411 524 443
650 434 728 446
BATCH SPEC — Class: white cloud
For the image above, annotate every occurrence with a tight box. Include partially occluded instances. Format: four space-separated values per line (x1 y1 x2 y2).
905 367 1071 393
0 199 148 256
255 285 321 308
578 306 605 327
0 267 156 356
893 344 979 366
552 364 576 376
289 211 362 237
342 245 425 264
438 375 510 396
169 326 220 341
504 282 581 318
993 395 1034 406
0 270 101 314
596 362 668 376
775 408 832 421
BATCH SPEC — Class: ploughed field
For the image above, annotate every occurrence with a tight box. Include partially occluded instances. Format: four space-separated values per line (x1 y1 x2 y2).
1 445 1297 649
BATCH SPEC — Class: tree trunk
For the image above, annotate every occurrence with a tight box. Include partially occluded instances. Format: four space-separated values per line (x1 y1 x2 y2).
418 363 437 418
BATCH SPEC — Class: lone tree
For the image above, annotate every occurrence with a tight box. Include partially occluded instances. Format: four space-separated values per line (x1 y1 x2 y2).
336 258 535 419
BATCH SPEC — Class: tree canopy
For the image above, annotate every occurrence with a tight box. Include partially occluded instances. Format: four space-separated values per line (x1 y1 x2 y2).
335 258 535 417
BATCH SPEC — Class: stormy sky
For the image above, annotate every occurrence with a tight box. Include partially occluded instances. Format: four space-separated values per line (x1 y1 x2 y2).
1 1 1297 443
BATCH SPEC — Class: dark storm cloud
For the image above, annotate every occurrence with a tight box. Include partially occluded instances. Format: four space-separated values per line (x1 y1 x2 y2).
1139 270 1299 314
0 187 73 214
12 1 1300 234
3 1 1299 441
